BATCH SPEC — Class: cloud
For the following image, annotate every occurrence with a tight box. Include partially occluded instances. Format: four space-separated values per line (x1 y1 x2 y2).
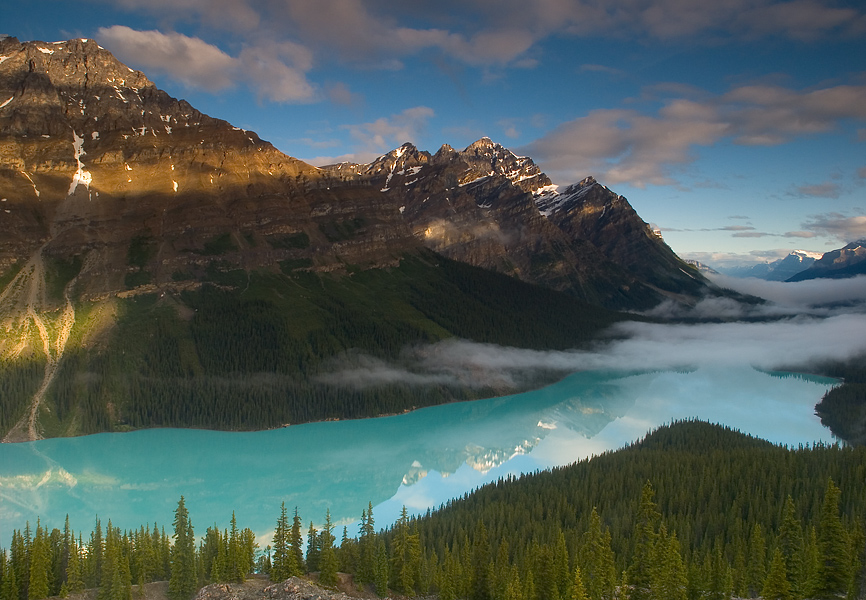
104 0 866 77
97 26 317 102
97 26 238 91
801 213 866 241
857 166 866 179
522 81 866 187
343 106 435 155
790 182 842 198
326 82 363 107
319 308 866 390
708 274 866 309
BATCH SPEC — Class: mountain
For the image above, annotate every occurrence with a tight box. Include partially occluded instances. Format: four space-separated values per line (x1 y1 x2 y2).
718 250 820 280
0 37 709 440
323 144 706 308
788 240 866 282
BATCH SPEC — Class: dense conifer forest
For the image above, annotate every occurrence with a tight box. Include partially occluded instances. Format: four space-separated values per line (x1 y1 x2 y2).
0 252 627 438
816 358 866 445
2 421 864 600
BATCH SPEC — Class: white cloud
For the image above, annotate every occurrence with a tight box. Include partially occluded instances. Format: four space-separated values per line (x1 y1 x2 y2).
103 0 866 75
801 213 866 242
343 106 435 155
523 82 866 187
97 26 238 91
97 26 317 103
319 308 866 390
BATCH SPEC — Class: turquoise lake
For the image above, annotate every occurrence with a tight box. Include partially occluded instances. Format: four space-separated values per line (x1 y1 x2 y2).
0 366 836 544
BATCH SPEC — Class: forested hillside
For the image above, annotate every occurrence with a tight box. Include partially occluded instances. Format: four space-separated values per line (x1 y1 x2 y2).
0 252 626 439
816 358 866 445
2 421 863 600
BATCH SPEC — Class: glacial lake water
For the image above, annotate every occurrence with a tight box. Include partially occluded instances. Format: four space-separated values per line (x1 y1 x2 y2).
0 366 837 544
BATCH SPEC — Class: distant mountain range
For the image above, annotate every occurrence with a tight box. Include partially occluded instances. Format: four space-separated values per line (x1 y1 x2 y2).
715 243 866 282
717 250 822 281
0 37 711 439
788 240 866 282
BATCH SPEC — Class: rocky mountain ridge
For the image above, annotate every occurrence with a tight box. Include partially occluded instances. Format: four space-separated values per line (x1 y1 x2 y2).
788 240 866 282
719 250 821 281
0 36 710 441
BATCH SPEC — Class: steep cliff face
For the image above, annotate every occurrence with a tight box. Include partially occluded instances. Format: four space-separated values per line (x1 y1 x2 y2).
0 37 417 304
324 141 704 308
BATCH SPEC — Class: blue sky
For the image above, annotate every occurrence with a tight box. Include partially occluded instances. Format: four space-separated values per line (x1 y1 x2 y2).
4 0 865 266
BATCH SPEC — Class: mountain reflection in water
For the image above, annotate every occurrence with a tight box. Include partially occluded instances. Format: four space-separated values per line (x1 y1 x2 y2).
0 367 835 539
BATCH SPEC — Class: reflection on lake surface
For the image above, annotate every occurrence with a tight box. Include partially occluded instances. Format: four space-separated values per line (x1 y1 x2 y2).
0 366 836 540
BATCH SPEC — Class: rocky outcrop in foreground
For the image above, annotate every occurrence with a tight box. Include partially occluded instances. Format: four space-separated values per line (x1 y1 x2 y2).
195 578 360 600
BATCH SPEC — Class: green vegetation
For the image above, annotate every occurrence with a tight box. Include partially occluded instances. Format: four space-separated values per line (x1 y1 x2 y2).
1 422 863 600
815 357 866 445
1 252 626 436
127 236 157 269
198 234 237 256
319 218 365 242
44 256 82 301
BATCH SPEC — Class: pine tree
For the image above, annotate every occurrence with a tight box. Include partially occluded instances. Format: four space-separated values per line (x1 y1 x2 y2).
816 478 851 599
374 538 389 597
582 507 616 600
571 566 589 600
762 548 792 600
65 538 84 595
778 495 805 599
305 523 319 574
627 481 661 600
290 509 304 574
470 520 492 600
747 523 767 597
226 513 244 583
318 510 338 587
271 503 292 582
358 504 376 585
28 521 50 600
168 497 197 600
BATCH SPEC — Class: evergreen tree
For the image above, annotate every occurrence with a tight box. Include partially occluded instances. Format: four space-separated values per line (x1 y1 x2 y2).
64 539 84 595
470 520 492 600
374 538 389 597
747 523 767 597
337 527 358 575
290 509 304 574
3 550 20 600
168 497 197 600
627 481 661 600
571 566 589 600
226 513 244 583
271 503 293 582
762 548 792 600
390 507 420 595
582 507 616 600
318 511 338 587
358 504 376 585
778 495 805 599
305 523 319 574
28 522 49 600
816 478 851 599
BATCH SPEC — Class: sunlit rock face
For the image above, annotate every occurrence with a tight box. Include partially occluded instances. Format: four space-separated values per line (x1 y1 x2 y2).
0 37 418 301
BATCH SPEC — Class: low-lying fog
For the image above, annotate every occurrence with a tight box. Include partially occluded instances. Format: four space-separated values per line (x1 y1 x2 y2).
320 275 866 390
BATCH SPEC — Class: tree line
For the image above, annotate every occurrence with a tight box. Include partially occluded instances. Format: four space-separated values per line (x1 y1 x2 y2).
1 421 864 600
